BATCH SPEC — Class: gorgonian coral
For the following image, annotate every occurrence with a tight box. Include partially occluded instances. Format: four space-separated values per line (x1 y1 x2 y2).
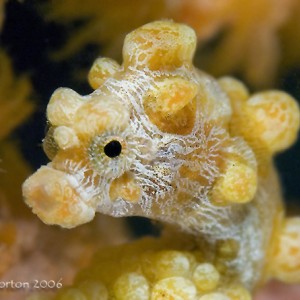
43 0 166 59
41 0 300 87
173 0 298 87
34 231 253 300
23 21 300 298
0 50 35 297
0 51 33 140
0 50 34 217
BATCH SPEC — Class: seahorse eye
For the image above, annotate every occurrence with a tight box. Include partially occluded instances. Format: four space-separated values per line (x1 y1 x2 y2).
104 140 122 158
88 133 133 178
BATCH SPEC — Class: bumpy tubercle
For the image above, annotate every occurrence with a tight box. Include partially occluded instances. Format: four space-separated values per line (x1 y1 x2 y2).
22 20 300 297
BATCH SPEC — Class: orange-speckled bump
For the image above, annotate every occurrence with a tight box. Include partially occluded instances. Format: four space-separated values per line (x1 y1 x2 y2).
270 217 300 283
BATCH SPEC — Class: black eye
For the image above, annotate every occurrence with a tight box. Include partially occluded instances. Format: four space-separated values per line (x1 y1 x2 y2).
104 140 122 158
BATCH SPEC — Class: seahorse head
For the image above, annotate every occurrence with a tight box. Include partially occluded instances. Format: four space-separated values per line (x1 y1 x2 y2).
21 21 253 229
22 21 299 231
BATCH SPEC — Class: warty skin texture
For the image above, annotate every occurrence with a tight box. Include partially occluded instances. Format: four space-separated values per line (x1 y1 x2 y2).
23 21 300 295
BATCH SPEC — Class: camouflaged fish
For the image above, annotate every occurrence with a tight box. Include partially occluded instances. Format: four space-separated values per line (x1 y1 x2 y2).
23 21 300 290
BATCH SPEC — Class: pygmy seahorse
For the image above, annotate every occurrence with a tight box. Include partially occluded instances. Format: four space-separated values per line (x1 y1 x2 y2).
23 20 300 294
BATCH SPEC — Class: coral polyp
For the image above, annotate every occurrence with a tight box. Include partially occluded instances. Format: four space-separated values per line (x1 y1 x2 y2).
23 20 300 297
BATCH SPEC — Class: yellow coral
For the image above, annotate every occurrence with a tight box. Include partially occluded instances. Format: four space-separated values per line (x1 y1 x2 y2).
192 263 220 292
23 20 300 298
0 51 33 140
269 217 300 283
29 234 253 300
43 0 166 59
113 273 149 300
0 51 34 215
172 0 299 87
42 0 300 87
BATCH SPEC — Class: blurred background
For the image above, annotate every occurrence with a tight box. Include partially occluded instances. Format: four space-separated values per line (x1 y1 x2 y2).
0 0 299 299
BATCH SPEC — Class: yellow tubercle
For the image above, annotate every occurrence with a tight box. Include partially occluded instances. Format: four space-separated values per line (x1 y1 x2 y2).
88 57 120 90
270 217 300 283
53 126 80 150
145 77 198 114
244 92 300 153
192 263 220 292
47 88 83 127
218 77 249 109
151 277 197 300
210 158 257 205
123 20 197 70
109 173 141 203
216 239 240 260
113 273 149 300
229 90 300 155
143 250 192 281
73 97 130 138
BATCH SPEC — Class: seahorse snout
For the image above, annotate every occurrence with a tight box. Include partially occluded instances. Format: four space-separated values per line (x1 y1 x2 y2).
22 165 97 228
